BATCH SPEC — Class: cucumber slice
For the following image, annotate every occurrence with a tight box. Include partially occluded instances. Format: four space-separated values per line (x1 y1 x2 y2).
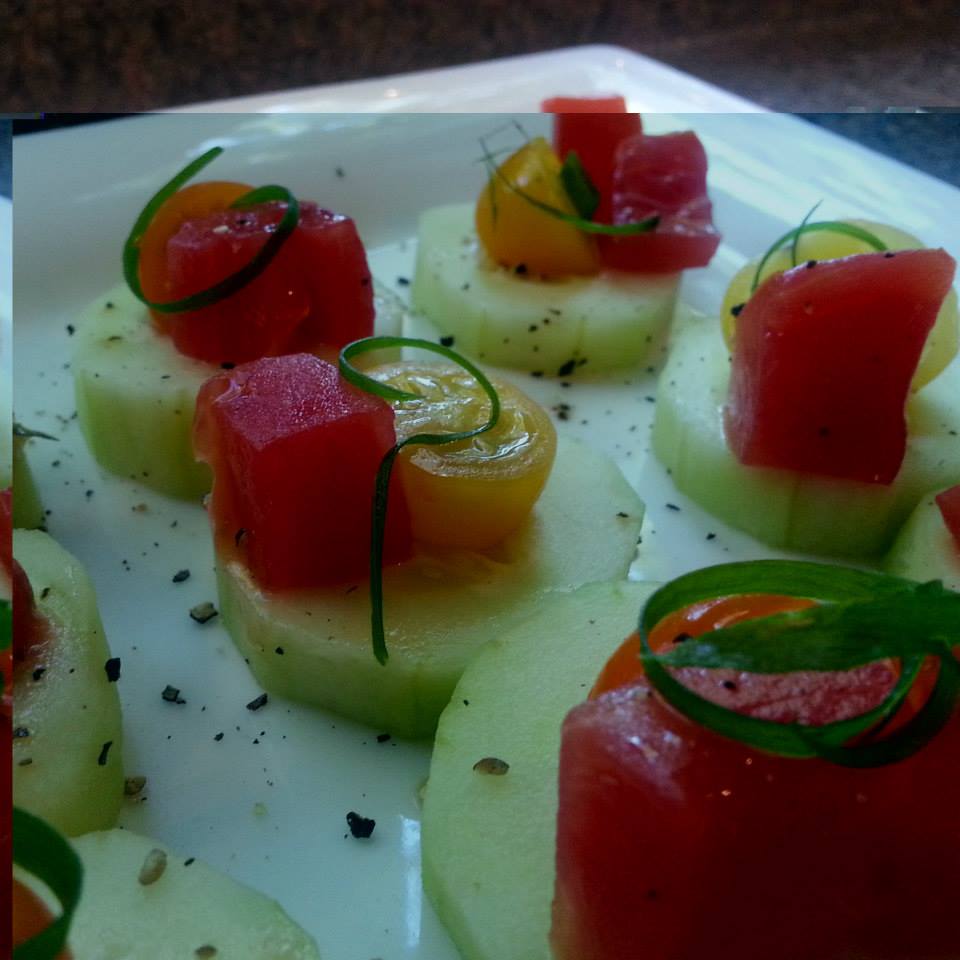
412 203 679 373
884 491 960 592
13 433 46 529
216 438 644 739
73 280 409 500
421 579 658 960
64 829 320 958
652 308 960 557
13 529 123 836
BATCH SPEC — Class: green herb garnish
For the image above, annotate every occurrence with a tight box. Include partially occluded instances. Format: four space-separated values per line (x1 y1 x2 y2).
479 137 659 238
637 560 959 767
13 807 84 960
751 217 888 293
339 336 502 665
13 423 58 442
122 148 300 314
560 151 600 221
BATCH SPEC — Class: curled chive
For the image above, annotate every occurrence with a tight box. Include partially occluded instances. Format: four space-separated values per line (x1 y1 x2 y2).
751 218 888 293
122 148 300 314
13 807 84 960
479 137 659 238
637 560 959 767
788 200 823 267
340 336 501 665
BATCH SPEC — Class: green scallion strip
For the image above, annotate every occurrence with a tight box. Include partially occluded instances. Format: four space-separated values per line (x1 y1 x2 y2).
339 336 501 665
637 560 959 767
13 423 58 442
479 140 659 238
751 220 888 293
13 807 84 960
560 151 601 221
122 148 300 313
788 201 823 267
0 597 10 655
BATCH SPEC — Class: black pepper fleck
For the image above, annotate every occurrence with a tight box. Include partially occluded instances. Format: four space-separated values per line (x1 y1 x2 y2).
104 657 121 682
346 811 376 839
162 685 186 704
557 359 577 377
396 276 410 286
246 692 269 712
730 303 744 317
97 741 113 766
172 569 190 584
189 602 218 624
13 726 30 739
473 757 510 775
439 335 455 347
376 733 391 743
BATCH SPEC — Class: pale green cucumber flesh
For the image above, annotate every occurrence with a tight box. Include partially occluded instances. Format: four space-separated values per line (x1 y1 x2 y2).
13 434 45 529
652 308 960 557
412 203 679 373
73 281 408 500
421 579 658 960
13 529 123 836
63 829 321 959
216 437 644 739
884 491 960 592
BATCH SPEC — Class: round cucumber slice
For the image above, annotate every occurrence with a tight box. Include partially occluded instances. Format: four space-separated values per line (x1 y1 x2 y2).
412 203 679 373
421 579 658 960
13 529 123 836
884 491 960 592
652 307 960 557
216 437 644 739
63 829 320 958
73 280 409 501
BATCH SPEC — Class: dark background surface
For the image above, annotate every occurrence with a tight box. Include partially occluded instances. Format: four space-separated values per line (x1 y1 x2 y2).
7 0 959 113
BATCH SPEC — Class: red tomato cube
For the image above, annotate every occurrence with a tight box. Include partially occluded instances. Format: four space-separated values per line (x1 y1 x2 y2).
935 484 960 551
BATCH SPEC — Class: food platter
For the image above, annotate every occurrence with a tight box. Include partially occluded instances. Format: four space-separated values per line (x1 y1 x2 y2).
12 67 960 958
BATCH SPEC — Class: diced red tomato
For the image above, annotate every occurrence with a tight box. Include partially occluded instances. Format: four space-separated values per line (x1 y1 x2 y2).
551 598 960 960
0 489 45 666
599 131 721 272
193 354 412 590
151 201 374 365
541 96 641 223
725 249 956 485
12 878 71 958
935 484 960 552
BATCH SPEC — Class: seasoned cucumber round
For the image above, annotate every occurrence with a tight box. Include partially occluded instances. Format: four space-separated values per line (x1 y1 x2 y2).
13 432 46 529
216 438 644 739
421 579 657 960
65 829 320 958
73 281 409 500
13 529 123 836
412 203 679 373
652 308 960 557
884 491 960 592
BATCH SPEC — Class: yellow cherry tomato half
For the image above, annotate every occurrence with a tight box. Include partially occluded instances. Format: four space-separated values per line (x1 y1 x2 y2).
721 219 958 391
370 361 557 550
475 137 599 278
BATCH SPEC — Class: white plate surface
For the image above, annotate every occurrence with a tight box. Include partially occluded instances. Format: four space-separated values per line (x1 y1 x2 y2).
13 86 960 960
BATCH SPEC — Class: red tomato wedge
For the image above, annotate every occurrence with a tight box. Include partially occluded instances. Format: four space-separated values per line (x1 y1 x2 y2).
726 249 956 485
935 484 960 552
193 354 412 590
551 603 960 960
12 878 72 959
599 131 721 272
0 489 44 665
151 200 374 365
541 96 641 223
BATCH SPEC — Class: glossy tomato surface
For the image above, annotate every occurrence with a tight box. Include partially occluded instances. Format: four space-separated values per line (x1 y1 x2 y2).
153 201 374 364
552 663 960 960
542 96 641 224
194 354 412 590
726 249 956 485
599 131 720 273
0 488 43 663
936 484 960 551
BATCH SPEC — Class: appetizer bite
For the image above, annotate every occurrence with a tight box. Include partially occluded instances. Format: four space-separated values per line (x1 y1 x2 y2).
412 100 719 372
885 484 960 591
653 218 959 556
7 489 124 836
195 340 644 738
73 148 407 499
422 561 960 960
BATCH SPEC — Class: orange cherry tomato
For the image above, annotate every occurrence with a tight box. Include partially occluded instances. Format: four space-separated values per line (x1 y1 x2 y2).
12 877 72 958
138 180 253 303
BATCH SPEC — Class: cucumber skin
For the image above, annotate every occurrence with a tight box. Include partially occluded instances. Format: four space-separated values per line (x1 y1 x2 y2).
216 438 644 739
73 284 213 500
412 204 679 372
65 830 321 959
12 529 123 836
13 435 45 529
653 308 960 557
884 492 960 592
421 579 658 960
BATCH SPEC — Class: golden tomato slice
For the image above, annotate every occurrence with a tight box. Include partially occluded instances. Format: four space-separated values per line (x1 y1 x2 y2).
721 219 958 390
370 362 557 549
475 137 599 278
